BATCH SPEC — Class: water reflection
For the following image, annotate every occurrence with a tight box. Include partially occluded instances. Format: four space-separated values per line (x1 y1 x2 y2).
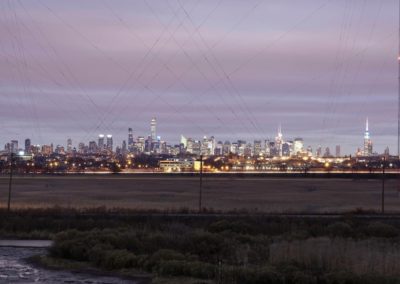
0 247 136 283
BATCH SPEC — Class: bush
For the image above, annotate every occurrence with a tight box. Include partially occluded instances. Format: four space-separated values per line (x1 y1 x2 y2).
88 243 112 266
100 249 137 270
326 222 353 238
364 222 399 238
184 231 227 261
47 217 400 284
145 249 186 271
221 266 281 284
208 220 255 234
157 260 215 279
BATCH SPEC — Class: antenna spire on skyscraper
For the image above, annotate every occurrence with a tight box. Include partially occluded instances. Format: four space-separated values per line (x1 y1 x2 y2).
278 124 282 137
363 118 372 156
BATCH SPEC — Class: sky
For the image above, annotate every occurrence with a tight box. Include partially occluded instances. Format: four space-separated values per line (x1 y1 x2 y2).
0 0 398 155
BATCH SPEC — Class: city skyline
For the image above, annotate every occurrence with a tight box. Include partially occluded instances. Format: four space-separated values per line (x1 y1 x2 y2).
0 1 398 154
2 117 385 157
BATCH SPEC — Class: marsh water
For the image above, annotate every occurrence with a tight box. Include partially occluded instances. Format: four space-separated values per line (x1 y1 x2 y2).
0 241 136 283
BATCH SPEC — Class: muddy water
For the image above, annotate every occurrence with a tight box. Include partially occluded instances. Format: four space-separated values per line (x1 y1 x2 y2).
0 246 137 283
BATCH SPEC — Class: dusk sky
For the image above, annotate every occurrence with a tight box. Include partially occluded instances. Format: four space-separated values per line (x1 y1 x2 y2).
0 0 398 154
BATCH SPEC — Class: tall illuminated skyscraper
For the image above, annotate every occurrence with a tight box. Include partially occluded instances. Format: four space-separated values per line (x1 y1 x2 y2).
128 128 134 149
253 140 262 156
180 135 187 149
363 118 373 156
98 134 105 150
67 138 72 153
151 118 157 141
275 125 283 157
106 134 113 151
293 138 304 156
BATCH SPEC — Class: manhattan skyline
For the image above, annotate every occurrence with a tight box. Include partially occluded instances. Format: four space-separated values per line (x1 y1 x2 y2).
2 117 380 157
0 0 398 154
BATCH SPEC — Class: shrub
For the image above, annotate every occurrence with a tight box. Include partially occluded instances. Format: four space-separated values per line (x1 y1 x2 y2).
156 260 215 279
145 249 186 271
88 243 112 266
208 220 255 234
221 266 281 284
364 222 399 238
326 222 353 238
100 249 137 270
184 231 227 261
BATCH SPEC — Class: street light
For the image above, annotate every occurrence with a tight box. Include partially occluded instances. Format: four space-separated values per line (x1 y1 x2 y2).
381 156 386 214
199 155 203 213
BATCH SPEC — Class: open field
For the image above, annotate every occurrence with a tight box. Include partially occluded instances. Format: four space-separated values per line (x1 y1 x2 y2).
1 175 400 212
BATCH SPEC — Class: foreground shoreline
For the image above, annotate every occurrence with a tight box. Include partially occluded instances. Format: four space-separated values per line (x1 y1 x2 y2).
26 254 151 284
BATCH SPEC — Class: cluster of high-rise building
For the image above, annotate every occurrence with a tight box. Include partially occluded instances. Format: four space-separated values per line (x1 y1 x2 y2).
1 117 383 159
178 133 309 158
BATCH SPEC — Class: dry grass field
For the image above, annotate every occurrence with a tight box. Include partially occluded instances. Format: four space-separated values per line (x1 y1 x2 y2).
1 175 400 212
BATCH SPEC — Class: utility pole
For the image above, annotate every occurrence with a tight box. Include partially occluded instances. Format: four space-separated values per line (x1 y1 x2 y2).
199 155 203 213
7 153 14 212
396 0 400 197
382 156 386 214
398 0 400 159
398 1 400 197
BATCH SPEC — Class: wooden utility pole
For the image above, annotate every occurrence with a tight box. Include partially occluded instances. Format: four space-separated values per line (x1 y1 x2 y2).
397 0 400 197
398 0 400 159
199 155 203 213
382 156 386 214
7 153 14 212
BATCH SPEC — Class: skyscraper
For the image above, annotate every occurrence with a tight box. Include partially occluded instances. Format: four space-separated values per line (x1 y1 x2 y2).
25 138 31 154
324 147 331 157
264 139 271 156
128 128 134 150
275 125 283 157
316 145 322 157
180 135 187 149
106 134 113 151
11 140 18 154
151 118 157 141
253 140 262 156
307 146 313 156
78 142 85 154
282 142 291 157
136 136 145 153
223 141 231 155
335 145 341 157
122 140 127 155
293 138 304 156
88 141 97 153
384 146 390 156
215 141 223 155
98 134 105 150
363 118 373 156
201 136 215 156
67 138 72 153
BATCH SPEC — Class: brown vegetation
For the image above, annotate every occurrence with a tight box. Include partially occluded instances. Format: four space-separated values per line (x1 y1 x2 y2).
0 175 399 213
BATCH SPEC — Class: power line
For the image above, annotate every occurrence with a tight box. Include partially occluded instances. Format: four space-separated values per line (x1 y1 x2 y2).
100 0 237 138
